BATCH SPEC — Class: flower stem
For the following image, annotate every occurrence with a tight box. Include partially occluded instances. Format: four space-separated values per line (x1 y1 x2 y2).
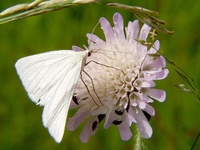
134 127 142 150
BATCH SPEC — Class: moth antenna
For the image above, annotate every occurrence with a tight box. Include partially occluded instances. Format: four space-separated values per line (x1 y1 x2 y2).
83 20 100 51
91 21 100 38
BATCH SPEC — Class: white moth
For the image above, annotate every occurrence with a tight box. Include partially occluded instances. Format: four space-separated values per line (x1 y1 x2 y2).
15 49 91 143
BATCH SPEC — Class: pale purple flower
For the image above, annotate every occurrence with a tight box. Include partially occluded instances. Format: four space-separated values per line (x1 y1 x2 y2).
67 12 169 143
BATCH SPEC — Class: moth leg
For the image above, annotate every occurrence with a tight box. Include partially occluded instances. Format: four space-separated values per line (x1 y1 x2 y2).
86 60 120 71
80 72 102 106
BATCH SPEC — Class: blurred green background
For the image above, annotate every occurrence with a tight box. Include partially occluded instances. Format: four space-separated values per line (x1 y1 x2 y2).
0 0 199 149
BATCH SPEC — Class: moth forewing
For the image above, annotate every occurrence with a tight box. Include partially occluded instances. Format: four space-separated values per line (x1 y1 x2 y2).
15 50 89 143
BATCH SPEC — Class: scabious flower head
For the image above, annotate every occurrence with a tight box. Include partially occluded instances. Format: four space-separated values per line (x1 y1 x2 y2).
67 12 169 143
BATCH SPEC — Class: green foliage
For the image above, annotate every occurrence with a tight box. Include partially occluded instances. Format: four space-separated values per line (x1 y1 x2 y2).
0 0 199 149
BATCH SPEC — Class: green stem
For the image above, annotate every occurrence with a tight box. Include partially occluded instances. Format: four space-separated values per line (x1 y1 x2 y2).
134 127 142 150
0 0 173 34
0 0 76 24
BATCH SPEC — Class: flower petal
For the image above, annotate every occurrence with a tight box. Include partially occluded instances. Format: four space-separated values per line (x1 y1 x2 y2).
113 12 125 40
80 117 98 143
143 56 164 73
67 108 89 131
146 89 166 102
153 69 169 80
126 20 139 42
136 109 152 138
99 17 114 43
138 101 146 109
118 122 132 140
86 33 107 49
143 104 155 116
127 107 137 123
148 40 160 54
139 24 151 41
72 46 83 52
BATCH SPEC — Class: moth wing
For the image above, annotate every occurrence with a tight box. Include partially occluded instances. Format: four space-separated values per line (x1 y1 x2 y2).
15 50 85 142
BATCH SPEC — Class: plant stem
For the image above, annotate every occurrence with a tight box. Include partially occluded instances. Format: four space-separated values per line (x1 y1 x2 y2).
134 127 142 150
